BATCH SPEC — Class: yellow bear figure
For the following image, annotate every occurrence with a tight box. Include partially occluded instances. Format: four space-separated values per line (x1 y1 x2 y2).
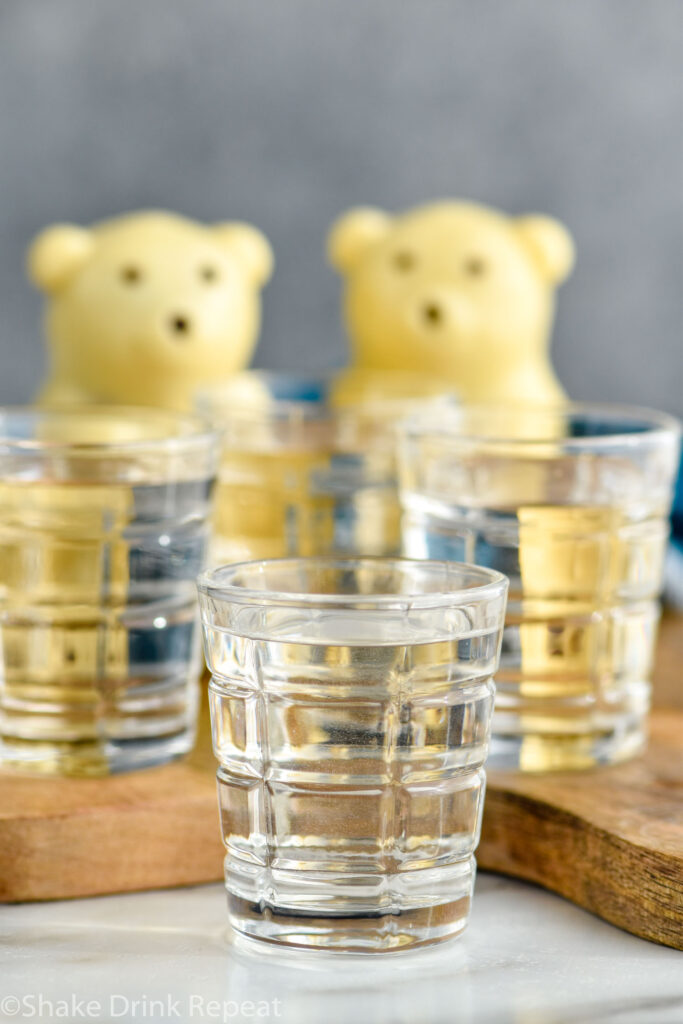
328 200 574 405
28 210 273 411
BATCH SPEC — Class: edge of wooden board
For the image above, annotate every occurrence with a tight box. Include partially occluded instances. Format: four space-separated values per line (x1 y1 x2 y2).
479 710 683 950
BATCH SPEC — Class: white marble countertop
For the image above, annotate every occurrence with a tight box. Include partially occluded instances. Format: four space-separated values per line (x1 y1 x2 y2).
2 874 681 1024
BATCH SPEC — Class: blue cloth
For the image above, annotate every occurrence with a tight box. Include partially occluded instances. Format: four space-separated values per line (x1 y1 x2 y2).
671 453 683 547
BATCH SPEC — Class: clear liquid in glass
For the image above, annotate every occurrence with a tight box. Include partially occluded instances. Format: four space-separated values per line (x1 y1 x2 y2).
403 497 666 770
205 612 498 951
0 477 211 775
213 447 399 562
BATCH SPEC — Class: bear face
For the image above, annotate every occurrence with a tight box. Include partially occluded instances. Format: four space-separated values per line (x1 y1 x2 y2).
29 211 273 410
328 201 574 404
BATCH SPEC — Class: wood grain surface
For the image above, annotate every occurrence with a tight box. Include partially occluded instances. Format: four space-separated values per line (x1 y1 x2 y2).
476 610 683 951
478 708 683 950
0 683 223 903
652 610 683 710
0 614 681 950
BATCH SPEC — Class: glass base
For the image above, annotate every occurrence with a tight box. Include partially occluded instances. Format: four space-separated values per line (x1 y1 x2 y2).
487 721 646 772
0 727 196 778
227 892 470 953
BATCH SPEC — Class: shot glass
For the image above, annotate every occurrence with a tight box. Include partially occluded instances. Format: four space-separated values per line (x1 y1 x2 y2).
198 556 508 952
398 404 681 772
197 371 449 563
0 406 218 776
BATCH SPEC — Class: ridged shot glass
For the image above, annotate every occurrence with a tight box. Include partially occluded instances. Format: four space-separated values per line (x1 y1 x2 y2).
399 403 681 772
0 406 218 776
197 370 449 562
198 556 508 952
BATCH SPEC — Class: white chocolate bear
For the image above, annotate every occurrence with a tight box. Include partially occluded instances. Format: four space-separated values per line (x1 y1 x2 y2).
29 210 273 411
328 200 574 405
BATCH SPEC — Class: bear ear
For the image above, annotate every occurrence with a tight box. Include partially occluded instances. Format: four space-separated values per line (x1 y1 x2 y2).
213 222 273 286
27 224 93 293
516 215 575 285
327 207 393 273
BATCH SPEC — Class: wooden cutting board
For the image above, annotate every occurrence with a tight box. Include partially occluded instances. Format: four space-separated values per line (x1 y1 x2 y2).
1 615 681 950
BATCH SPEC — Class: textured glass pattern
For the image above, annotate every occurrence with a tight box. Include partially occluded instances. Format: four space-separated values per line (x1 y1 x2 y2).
0 408 218 776
199 558 507 951
399 404 681 771
197 372 449 562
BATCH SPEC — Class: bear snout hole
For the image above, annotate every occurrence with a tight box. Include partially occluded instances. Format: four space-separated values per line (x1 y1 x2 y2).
422 302 444 327
169 314 192 338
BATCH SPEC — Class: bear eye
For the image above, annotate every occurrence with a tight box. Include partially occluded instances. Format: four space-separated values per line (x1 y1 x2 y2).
199 264 220 283
120 265 143 285
393 251 416 272
464 256 486 277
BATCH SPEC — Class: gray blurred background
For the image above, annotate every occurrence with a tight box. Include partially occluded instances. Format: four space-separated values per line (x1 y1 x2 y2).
0 0 681 413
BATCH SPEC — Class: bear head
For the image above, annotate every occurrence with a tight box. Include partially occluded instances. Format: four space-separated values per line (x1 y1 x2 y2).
28 210 273 410
328 201 574 404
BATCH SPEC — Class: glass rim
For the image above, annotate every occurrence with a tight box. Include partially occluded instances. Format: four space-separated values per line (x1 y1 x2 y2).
197 555 508 609
0 405 219 455
196 369 452 423
398 401 681 450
